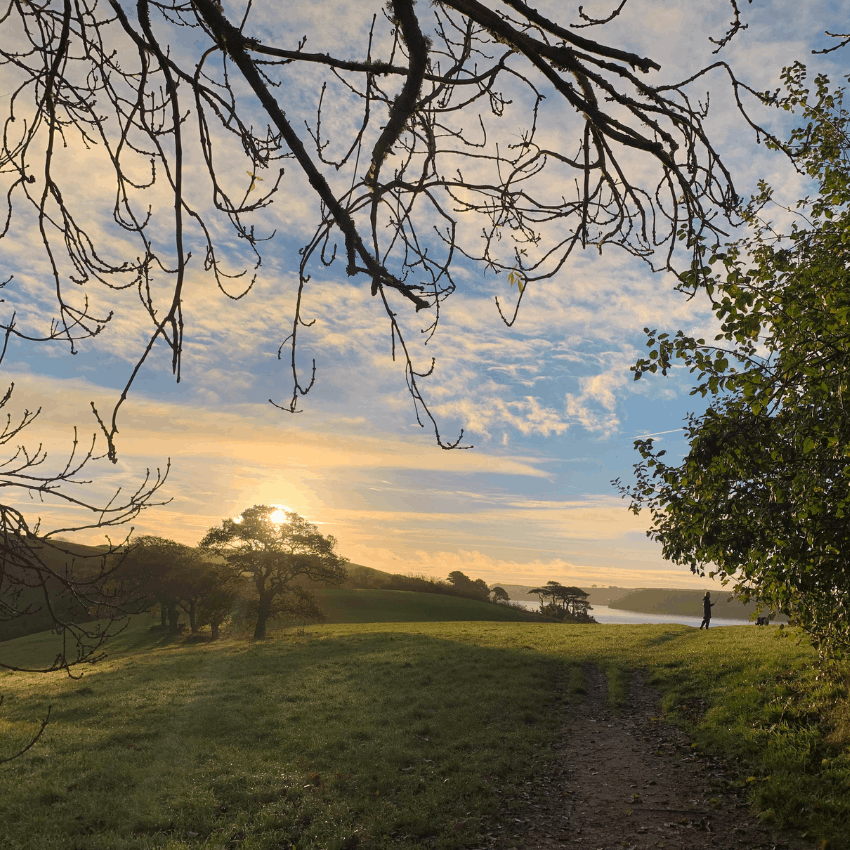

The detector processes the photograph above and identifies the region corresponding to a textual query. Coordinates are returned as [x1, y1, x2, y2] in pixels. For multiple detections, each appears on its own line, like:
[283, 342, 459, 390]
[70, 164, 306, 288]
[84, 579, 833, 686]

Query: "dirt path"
[479, 666, 811, 850]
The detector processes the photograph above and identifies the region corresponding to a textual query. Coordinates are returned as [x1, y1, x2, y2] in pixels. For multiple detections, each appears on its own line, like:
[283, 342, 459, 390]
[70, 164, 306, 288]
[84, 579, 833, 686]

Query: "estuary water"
[512, 599, 750, 628]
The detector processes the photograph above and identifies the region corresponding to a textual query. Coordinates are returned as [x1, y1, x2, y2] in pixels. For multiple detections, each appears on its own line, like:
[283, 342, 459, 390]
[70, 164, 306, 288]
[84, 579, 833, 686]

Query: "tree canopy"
[199, 506, 348, 639]
[446, 570, 490, 601]
[118, 535, 237, 636]
[491, 585, 510, 604]
[528, 580, 593, 621]
[618, 66, 850, 657]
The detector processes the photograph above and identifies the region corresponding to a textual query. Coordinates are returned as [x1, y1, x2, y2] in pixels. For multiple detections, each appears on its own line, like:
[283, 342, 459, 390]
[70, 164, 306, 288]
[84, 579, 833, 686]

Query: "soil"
[478, 665, 812, 850]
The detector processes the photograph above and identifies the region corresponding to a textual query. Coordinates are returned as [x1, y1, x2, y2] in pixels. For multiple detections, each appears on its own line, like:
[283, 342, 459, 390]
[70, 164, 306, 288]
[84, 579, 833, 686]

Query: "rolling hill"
[308, 587, 545, 624]
[0, 540, 116, 642]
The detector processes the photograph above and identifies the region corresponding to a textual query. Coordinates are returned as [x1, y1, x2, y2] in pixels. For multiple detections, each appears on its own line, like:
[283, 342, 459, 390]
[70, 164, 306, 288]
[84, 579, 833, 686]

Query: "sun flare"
[269, 508, 289, 524]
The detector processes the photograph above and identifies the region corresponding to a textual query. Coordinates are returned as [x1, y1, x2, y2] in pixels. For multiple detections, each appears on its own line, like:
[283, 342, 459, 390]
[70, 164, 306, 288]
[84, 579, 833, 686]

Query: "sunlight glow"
[269, 508, 289, 524]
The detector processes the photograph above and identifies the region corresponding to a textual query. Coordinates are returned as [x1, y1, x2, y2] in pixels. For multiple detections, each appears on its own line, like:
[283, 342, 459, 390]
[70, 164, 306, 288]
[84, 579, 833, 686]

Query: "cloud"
[342, 546, 717, 591]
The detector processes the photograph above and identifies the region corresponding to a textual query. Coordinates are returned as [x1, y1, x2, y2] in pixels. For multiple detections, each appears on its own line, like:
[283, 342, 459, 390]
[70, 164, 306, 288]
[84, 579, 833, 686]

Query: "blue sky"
[1, 0, 847, 588]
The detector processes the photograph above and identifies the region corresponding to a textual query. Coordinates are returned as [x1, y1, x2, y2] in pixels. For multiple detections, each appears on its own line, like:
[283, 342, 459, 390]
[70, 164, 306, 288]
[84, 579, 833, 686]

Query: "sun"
[269, 507, 289, 524]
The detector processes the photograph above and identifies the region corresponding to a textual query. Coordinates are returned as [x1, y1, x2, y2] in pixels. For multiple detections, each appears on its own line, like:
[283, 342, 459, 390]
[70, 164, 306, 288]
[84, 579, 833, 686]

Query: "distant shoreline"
[497, 584, 788, 623]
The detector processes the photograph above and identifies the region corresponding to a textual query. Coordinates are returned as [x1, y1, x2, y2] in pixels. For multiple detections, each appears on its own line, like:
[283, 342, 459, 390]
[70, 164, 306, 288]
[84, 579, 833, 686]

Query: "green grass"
[1, 618, 849, 849]
[309, 588, 544, 624]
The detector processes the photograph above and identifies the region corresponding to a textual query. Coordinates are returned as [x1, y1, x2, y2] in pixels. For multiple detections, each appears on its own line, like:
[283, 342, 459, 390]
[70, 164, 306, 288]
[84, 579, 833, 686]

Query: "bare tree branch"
[0, 0, 774, 452]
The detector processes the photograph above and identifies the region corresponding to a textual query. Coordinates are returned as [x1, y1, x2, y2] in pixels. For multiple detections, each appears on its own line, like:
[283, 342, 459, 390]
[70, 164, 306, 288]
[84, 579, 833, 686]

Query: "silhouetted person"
[699, 591, 715, 629]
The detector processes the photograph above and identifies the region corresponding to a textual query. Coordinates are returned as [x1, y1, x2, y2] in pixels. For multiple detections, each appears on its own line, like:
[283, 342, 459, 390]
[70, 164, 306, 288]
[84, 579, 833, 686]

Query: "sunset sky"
[2, 0, 847, 589]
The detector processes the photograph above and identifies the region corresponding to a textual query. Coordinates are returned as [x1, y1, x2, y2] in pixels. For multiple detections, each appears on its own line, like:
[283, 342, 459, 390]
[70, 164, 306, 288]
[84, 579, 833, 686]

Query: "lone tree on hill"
[200, 506, 348, 639]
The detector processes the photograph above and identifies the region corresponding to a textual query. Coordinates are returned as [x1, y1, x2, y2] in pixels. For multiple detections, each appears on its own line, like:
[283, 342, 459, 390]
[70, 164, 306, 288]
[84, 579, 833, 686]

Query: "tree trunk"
[160, 603, 168, 627]
[210, 620, 220, 640]
[253, 597, 271, 639]
[188, 600, 197, 634]
[168, 601, 180, 633]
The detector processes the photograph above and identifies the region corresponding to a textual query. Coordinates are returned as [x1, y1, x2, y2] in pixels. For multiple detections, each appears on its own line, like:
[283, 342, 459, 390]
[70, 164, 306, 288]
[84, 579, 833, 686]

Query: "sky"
[1, 0, 848, 590]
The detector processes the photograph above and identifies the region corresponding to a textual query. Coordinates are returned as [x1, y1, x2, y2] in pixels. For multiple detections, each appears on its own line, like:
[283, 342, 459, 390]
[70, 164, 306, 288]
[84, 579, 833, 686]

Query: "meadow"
[296, 588, 545, 624]
[1, 595, 849, 849]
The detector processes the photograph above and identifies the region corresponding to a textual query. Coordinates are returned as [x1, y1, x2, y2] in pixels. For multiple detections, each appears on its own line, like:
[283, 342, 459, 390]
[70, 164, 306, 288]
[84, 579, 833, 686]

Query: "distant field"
[310, 587, 544, 624]
[1, 612, 848, 849]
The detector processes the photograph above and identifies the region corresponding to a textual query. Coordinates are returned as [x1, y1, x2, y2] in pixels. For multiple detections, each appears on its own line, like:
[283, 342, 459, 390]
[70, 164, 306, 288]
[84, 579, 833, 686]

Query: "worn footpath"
[478, 665, 811, 850]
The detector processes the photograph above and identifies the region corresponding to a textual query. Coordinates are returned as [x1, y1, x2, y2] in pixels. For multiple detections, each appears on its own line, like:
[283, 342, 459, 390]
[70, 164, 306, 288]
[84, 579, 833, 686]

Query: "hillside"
[303, 587, 545, 624]
[2, 557, 542, 644]
[606, 587, 786, 622]
[0, 540, 117, 642]
[341, 562, 398, 587]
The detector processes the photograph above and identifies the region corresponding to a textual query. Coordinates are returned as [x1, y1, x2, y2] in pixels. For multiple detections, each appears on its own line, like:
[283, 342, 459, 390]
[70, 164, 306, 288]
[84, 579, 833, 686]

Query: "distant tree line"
[345, 567, 598, 622]
[17, 517, 603, 647]
[7, 525, 526, 647]
[345, 567, 512, 606]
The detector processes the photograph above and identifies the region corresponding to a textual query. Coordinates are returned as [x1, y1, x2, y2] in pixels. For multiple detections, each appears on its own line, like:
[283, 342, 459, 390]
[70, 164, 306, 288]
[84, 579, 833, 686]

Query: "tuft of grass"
[566, 663, 586, 700]
[603, 663, 628, 713]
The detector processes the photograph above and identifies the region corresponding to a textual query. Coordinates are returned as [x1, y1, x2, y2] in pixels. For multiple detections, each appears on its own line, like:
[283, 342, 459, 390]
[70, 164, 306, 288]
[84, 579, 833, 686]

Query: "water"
[511, 599, 750, 628]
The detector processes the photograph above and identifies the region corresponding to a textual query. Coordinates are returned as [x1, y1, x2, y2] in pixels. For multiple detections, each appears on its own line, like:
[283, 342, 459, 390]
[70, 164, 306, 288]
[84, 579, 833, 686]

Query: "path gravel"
[478, 665, 811, 850]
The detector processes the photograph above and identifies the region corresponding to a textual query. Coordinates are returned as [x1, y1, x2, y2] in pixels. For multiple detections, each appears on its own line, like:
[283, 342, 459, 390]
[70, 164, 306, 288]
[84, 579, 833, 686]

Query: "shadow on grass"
[0, 624, 571, 850]
[3, 620, 845, 850]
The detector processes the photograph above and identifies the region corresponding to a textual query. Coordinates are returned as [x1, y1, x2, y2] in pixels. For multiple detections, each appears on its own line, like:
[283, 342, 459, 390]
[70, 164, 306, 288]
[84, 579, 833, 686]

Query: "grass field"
[308, 588, 544, 624]
[1, 608, 849, 849]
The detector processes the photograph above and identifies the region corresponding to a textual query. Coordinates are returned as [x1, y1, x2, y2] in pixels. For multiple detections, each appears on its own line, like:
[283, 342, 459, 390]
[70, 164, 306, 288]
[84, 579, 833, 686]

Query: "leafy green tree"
[560, 586, 592, 620]
[471, 578, 491, 601]
[491, 586, 510, 604]
[174, 555, 238, 636]
[528, 584, 549, 610]
[199, 506, 348, 640]
[194, 563, 240, 640]
[528, 581, 594, 621]
[528, 581, 568, 612]
[118, 536, 237, 636]
[446, 571, 490, 601]
[119, 535, 192, 633]
[618, 67, 850, 657]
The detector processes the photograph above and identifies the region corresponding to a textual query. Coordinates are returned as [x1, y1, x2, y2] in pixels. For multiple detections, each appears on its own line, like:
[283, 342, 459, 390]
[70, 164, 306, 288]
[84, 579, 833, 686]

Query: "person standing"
[699, 591, 715, 629]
